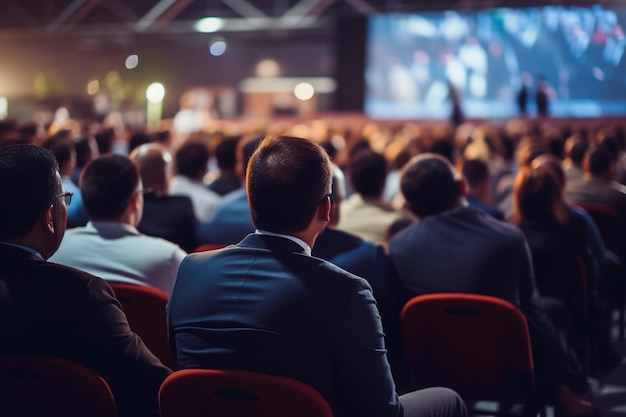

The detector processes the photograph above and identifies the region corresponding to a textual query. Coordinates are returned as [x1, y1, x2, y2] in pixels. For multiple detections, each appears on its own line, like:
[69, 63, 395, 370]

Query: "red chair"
[109, 282, 178, 370]
[159, 369, 334, 417]
[0, 356, 118, 417]
[193, 243, 228, 253]
[401, 293, 537, 416]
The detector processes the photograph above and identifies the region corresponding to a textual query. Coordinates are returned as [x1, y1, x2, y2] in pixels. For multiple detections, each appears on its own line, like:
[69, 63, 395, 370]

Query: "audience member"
[50, 154, 186, 294]
[206, 135, 242, 196]
[461, 158, 504, 219]
[42, 135, 89, 228]
[314, 165, 392, 300]
[513, 164, 596, 337]
[71, 135, 99, 185]
[338, 149, 410, 246]
[168, 135, 467, 417]
[0, 145, 171, 417]
[562, 135, 588, 186]
[94, 128, 115, 155]
[565, 146, 626, 236]
[389, 153, 596, 415]
[128, 131, 152, 155]
[130, 143, 197, 252]
[170, 140, 220, 222]
[196, 134, 263, 245]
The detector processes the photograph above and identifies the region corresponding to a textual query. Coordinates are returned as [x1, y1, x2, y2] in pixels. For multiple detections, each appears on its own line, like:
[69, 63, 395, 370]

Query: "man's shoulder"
[24, 258, 103, 288]
[183, 243, 368, 288]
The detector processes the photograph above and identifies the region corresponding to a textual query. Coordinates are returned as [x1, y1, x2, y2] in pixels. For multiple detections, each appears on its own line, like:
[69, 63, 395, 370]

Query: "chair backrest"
[193, 243, 228, 252]
[159, 369, 334, 417]
[573, 202, 625, 258]
[109, 282, 178, 370]
[401, 293, 535, 403]
[0, 356, 118, 417]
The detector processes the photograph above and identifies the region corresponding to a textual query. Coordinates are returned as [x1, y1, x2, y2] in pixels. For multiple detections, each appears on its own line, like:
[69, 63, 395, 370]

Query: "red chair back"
[0, 356, 118, 417]
[193, 243, 228, 252]
[109, 282, 178, 370]
[159, 369, 334, 417]
[401, 293, 535, 405]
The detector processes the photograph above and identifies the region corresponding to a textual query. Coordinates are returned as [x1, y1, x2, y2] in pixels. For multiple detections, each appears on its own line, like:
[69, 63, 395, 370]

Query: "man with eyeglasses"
[0, 145, 172, 417]
[50, 153, 187, 294]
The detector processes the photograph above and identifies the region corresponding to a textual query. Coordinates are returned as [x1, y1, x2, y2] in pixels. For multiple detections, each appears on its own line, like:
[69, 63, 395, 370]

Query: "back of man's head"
[247, 135, 332, 234]
[401, 153, 461, 218]
[74, 136, 98, 169]
[42, 136, 75, 175]
[565, 136, 588, 167]
[349, 149, 388, 199]
[215, 136, 241, 171]
[585, 146, 613, 177]
[461, 159, 489, 190]
[81, 154, 140, 221]
[175, 141, 209, 180]
[0, 145, 59, 240]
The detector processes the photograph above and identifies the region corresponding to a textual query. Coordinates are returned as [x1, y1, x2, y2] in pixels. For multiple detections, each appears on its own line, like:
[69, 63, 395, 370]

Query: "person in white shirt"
[50, 154, 186, 294]
[170, 140, 220, 222]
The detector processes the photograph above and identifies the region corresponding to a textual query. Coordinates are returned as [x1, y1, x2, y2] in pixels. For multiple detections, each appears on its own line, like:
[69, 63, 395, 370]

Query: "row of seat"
[0, 293, 539, 417]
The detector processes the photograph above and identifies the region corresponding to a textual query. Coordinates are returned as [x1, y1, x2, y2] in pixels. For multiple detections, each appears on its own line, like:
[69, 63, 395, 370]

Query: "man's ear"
[42, 205, 55, 234]
[317, 195, 331, 223]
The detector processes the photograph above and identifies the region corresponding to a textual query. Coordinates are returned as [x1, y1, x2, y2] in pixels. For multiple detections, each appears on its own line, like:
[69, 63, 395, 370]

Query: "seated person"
[130, 143, 197, 252]
[206, 135, 242, 196]
[42, 135, 89, 228]
[389, 154, 596, 416]
[50, 154, 186, 294]
[196, 134, 263, 246]
[170, 140, 220, 222]
[168, 135, 467, 417]
[337, 149, 409, 247]
[0, 145, 171, 417]
[461, 158, 504, 220]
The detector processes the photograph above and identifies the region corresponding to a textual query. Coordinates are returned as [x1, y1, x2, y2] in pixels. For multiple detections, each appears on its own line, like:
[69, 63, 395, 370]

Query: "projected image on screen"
[365, 6, 626, 119]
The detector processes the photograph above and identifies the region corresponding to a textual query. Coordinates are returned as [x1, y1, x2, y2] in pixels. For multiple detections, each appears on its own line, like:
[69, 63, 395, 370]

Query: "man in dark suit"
[168, 136, 467, 417]
[0, 145, 171, 417]
[130, 143, 197, 252]
[388, 153, 595, 416]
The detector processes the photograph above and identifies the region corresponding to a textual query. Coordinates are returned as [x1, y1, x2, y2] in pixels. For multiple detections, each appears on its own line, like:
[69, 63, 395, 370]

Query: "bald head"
[129, 143, 173, 194]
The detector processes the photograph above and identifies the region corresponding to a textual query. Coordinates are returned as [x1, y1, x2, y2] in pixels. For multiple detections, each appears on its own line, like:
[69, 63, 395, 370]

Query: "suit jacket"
[389, 206, 536, 309]
[313, 227, 402, 359]
[168, 233, 401, 417]
[196, 188, 254, 245]
[138, 192, 197, 252]
[0, 244, 172, 417]
[313, 227, 394, 305]
[388, 207, 565, 396]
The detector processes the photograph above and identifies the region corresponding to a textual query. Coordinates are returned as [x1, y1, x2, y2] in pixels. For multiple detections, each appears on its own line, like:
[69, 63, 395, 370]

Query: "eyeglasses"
[58, 192, 73, 207]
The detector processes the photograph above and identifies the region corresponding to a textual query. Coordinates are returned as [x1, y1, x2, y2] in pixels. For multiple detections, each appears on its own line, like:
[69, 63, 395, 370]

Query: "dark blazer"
[0, 244, 172, 417]
[314, 227, 391, 298]
[388, 206, 569, 399]
[137, 192, 196, 252]
[168, 233, 402, 417]
[313, 227, 402, 359]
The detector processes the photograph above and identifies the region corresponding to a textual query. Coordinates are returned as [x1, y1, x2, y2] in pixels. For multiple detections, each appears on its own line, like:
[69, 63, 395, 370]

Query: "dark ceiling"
[0, 0, 617, 39]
